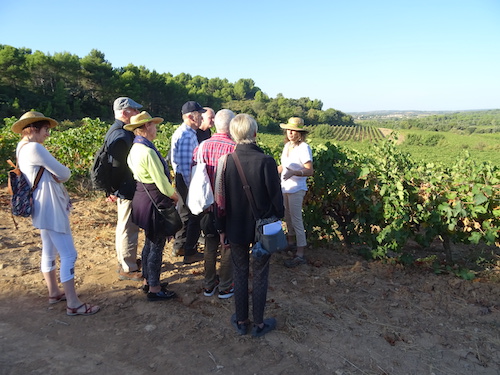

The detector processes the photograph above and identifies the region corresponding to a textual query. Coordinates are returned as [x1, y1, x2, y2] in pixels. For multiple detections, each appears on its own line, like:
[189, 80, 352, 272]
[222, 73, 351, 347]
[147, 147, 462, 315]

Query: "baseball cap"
[113, 97, 143, 111]
[181, 101, 206, 115]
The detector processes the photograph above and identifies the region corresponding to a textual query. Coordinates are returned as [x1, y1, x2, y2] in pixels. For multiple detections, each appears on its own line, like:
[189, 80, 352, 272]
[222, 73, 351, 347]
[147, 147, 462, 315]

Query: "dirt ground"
[0, 188, 499, 375]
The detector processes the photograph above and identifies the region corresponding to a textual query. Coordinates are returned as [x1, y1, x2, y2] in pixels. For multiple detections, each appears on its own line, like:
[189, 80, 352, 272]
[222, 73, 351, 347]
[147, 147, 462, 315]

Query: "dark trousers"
[174, 173, 201, 256]
[142, 231, 167, 287]
[231, 242, 271, 325]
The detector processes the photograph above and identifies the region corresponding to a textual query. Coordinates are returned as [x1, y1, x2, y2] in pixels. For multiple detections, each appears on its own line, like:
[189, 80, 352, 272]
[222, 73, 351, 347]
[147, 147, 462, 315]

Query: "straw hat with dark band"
[12, 111, 58, 134]
[124, 111, 164, 131]
[279, 117, 308, 132]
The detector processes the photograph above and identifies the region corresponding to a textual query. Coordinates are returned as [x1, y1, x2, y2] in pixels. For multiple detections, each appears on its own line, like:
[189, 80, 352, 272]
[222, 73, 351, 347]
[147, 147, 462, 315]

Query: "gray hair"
[230, 113, 258, 144]
[214, 109, 235, 134]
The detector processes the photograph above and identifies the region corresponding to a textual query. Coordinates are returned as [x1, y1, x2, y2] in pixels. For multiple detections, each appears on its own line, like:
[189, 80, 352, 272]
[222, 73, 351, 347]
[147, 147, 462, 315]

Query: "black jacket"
[105, 120, 135, 199]
[222, 143, 284, 245]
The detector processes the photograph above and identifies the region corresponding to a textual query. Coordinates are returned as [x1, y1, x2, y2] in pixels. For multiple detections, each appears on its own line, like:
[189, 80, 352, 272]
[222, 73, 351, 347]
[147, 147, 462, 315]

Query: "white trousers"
[283, 190, 307, 247]
[40, 229, 77, 283]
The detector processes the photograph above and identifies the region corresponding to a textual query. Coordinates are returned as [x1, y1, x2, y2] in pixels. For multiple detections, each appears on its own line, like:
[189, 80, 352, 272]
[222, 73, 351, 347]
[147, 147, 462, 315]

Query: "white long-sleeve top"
[280, 141, 312, 194]
[17, 140, 72, 234]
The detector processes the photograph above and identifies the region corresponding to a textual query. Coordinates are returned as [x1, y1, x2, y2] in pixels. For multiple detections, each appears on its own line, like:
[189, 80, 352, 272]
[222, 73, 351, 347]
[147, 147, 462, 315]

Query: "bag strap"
[140, 181, 162, 213]
[231, 151, 260, 220]
[31, 167, 45, 192]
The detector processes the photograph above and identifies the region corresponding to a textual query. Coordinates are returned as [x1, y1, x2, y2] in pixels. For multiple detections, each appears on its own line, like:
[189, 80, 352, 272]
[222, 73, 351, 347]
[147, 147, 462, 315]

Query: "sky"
[1, 0, 499, 113]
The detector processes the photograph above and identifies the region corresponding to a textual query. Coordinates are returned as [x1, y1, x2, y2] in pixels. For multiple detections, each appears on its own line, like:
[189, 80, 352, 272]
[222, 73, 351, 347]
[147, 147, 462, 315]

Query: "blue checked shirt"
[170, 123, 198, 186]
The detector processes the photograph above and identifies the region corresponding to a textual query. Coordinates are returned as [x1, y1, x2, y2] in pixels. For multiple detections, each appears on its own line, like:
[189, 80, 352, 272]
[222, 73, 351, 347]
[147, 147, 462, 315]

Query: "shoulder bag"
[141, 182, 182, 236]
[186, 143, 214, 215]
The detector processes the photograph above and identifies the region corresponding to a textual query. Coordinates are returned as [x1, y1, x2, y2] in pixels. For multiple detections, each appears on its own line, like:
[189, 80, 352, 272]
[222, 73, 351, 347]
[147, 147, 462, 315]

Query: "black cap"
[181, 101, 206, 115]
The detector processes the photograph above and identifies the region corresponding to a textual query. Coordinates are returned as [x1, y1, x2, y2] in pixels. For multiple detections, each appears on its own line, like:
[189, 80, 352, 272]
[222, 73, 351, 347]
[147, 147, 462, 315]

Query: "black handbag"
[157, 205, 183, 236]
[142, 182, 182, 236]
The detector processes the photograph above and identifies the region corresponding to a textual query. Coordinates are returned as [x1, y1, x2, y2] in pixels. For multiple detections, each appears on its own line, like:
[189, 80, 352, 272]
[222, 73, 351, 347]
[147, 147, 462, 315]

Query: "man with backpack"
[104, 97, 143, 281]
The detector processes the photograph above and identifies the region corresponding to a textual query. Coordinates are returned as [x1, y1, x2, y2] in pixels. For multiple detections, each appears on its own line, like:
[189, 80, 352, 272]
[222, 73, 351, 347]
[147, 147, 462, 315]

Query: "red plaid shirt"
[193, 133, 236, 189]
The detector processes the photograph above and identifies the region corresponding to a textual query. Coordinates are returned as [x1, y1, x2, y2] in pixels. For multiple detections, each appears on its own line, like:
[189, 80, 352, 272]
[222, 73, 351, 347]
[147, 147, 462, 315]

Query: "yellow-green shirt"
[127, 143, 175, 198]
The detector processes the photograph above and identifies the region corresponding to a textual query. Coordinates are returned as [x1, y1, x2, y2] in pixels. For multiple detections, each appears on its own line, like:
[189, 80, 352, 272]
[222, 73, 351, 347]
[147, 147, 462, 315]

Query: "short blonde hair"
[230, 114, 258, 144]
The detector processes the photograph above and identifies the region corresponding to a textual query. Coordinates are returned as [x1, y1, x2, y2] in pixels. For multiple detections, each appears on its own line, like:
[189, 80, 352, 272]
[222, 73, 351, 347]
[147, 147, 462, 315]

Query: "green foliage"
[302, 138, 500, 261]
[405, 133, 445, 146]
[45, 118, 109, 178]
[1, 116, 20, 181]
[0, 44, 353, 131]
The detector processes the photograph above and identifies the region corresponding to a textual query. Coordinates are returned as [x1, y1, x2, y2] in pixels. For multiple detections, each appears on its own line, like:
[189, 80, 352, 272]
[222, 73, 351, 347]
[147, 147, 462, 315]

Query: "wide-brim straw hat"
[12, 111, 58, 134]
[124, 111, 164, 131]
[279, 117, 308, 132]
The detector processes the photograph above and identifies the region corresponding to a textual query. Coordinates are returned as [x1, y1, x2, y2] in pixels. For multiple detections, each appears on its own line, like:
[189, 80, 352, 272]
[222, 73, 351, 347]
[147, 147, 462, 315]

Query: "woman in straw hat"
[277, 117, 314, 268]
[126, 112, 179, 301]
[12, 111, 100, 316]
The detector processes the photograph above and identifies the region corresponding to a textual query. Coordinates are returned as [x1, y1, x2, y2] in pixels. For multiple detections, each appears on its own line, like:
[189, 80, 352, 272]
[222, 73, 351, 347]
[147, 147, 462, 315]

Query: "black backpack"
[90, 145, 110, 192]
[90, 131, 116, 193]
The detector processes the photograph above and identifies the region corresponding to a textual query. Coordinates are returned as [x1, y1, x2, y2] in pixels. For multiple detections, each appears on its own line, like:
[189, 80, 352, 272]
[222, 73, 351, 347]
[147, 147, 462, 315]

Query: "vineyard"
[312, 124, 385, 142]
[1, 117, 499, 277]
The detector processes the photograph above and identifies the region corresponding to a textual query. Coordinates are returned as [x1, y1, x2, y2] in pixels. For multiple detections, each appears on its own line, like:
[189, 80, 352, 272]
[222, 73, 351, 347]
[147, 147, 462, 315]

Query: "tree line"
[357, 110, 500, 134]
[0, 45, 354, 132]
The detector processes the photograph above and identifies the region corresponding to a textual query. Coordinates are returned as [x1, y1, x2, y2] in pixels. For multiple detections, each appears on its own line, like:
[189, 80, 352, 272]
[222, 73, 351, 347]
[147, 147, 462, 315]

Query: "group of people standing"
[11, 97, 313, 337]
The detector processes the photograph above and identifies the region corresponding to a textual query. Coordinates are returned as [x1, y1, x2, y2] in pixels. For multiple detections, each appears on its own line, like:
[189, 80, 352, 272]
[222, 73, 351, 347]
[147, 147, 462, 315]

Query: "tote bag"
[186, 144, 214, 215]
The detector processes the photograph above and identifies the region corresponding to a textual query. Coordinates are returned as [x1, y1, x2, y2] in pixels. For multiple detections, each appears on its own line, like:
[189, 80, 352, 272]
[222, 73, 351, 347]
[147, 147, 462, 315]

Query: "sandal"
[66, 303, 100, 316]
[48, 293, 66, 304]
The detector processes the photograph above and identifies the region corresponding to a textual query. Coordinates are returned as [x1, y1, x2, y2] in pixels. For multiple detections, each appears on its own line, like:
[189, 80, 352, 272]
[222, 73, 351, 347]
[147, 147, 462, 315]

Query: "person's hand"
[51, 174, 61, 183]
[170, 192, 179, 205]
[106, 195, 118, 203]
[219, 232, 230, 249]
[283, 167, 295, 180]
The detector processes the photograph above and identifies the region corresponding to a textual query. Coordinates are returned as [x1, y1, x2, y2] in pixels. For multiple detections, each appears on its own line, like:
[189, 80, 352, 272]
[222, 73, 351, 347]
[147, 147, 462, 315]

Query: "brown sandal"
[48, 293, 66, 304]
[66, 303, 100, 316]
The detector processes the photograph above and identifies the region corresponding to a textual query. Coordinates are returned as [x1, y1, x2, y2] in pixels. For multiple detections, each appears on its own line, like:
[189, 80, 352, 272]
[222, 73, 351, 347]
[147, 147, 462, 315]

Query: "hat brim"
[12, 117, 58, 134]
[124, 117, 163, 131]
[279, 124, 308, 132]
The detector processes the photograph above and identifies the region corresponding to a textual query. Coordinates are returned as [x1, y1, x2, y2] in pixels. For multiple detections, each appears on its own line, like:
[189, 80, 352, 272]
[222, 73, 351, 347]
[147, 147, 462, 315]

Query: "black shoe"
[142, 282, 169, 294]
[252, 318, 277, 337]
[147, 290, 176, 301]
[231, 313, 250, 335]
[183, 252, 204, 264]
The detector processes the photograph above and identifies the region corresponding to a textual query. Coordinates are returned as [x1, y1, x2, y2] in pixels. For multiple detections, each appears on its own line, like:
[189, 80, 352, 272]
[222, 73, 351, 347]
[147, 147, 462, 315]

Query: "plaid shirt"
[171, 123, 198, 186]
[193, 133, 236, 189]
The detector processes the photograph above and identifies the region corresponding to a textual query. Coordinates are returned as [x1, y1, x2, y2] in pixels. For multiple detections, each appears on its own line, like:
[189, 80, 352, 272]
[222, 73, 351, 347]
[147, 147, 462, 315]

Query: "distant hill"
[351, 109, 500, 133]
[348, 109, 498, 120]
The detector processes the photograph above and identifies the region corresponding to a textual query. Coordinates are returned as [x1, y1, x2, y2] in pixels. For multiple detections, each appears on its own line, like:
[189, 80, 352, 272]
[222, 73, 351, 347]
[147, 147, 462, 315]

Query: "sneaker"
[284, 256, 306, 268]
[118, 270, 143, 281]
[183, 252, 204, 264]
[218, 286, 234, 299]
[252, 318, 277, 337]
[147, 290, 177, 301]
[204, 284, 218, 297]
[231, 313, 250, 335]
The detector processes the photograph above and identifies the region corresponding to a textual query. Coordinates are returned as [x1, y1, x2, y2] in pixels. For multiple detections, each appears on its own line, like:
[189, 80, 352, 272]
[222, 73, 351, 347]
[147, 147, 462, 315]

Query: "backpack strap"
[31, 167, 45, 191]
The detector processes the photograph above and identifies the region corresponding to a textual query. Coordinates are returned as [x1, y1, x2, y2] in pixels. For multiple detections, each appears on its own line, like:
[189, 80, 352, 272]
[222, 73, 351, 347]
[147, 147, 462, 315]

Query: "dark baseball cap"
[181, 101, 206, 115]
